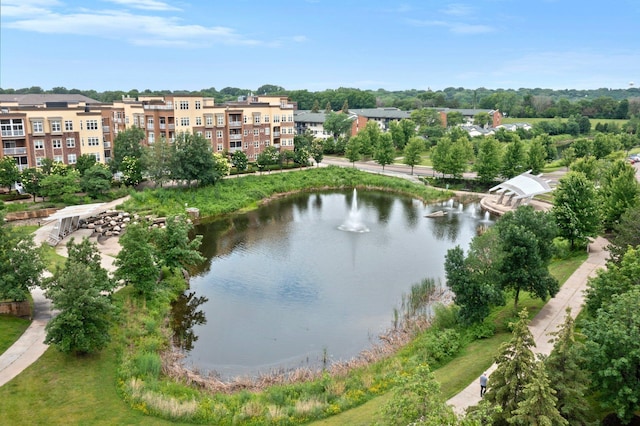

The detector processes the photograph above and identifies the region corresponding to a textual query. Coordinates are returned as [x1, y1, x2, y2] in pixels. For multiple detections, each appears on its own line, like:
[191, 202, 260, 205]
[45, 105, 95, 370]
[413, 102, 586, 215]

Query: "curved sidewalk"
[0, 198, 125, 387]
[447, 236, 610, 414]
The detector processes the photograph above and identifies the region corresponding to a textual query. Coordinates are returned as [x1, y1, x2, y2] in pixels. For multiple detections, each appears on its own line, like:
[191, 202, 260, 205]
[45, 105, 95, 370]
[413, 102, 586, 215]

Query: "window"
[264, 115, 270, 123]
[54, 156, 63, 163]
[66, 137, 75, 148]
[133, 116, 139, 126]
[254, 115, 261, 124]
[195, 116, 202, 126]
[273, 115, 280, 123]
[196, 131, 202, 137]
[91, 153, 100, 162]
[86, 120, 98, 130]
[216, 130, 223, 138]
[34, 140, 44, 150]
[217, 144, 223, 151]
[179, 100, 189, 110]
[148, 132, 155, 144]
[36, 157, 44, 167]
[67, 154, 77, 164]
[32, 120, 44, 133]
[64, 120, 73, 131]
[147, 117, 154, 127]
[205, 131, 212, 139]
[253, 129, 259, 136]
[288, 115, 293, 122]
[243, 115, 248, 124]
[264, 128, 270, 135]
[50, 120, 61, 133]
[52, 139, 62, 149]
[265, 141, 270, 146]
[244, 129, 249, 136]
[244, 143, 248, 149]
[87, 137, 100, 146]
[217, 115, 224, 125]
[180, 117, 190, 126]
[206, 116, 214, 126]
[254, 141, 259, 148]
[195, 100, 201, 110]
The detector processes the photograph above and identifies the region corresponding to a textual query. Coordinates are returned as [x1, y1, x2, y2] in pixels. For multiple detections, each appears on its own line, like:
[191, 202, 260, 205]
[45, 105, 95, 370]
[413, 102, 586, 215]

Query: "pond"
[176, 190, 492, 379]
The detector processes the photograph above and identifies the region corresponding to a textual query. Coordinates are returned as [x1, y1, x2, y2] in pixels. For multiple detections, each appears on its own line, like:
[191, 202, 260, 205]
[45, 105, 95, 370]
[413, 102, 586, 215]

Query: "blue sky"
[1, 0, 639, 92]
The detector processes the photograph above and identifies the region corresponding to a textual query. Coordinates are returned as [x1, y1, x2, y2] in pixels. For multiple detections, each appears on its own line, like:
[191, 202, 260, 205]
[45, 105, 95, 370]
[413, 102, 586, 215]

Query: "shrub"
[133, 352, 162, 379]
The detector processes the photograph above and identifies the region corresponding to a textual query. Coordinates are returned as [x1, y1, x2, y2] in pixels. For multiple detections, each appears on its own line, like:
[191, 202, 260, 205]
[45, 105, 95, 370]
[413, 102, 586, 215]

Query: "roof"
[45, 203, 107, 221]
[349, 108, 411, 120]
[0, 94, 101, 106]
[294, 110, 329, 123]
[489, 171, 554, 200]
[435, 108, 498, 116]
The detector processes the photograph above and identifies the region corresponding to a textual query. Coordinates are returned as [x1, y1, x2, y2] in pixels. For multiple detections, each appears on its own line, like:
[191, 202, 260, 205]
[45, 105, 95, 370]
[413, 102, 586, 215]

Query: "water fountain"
[338, 189, 370, 233]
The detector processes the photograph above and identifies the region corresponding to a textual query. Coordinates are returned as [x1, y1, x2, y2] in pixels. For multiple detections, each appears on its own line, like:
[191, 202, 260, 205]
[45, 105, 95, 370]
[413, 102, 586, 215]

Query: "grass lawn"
[0, 315, 30, 354]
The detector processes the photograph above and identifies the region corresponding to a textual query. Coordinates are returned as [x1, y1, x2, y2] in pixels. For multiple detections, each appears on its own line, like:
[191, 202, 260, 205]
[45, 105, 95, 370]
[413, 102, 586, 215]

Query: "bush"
[465, 321, 496, 339]
[431, 303, 460, 330]
[133, 352, 162, 379]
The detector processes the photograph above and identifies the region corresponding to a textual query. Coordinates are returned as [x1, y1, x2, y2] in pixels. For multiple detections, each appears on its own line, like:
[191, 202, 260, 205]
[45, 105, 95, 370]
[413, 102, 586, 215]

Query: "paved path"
[446, 236, 610, 414]
[0, 197, 126, 387]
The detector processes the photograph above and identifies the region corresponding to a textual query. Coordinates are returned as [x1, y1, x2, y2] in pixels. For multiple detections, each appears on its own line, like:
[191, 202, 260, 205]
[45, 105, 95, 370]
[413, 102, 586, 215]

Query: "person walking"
[479, 373, 488, 397]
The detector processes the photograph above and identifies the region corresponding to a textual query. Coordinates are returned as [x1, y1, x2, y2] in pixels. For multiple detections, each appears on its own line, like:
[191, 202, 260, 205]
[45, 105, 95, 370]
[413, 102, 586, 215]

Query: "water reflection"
[170, 291, 209, 352]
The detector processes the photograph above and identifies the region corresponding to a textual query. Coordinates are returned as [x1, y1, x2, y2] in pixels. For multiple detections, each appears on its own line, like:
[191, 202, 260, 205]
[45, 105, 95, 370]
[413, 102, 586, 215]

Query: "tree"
[81, 163, 112, 198]
[311, 99, 320, 113]
[323, 112, 353, 141]
[324, 101, 332, 113]
[561, 146, 576, 169]
[474, 137, 503, 184]
[380, 364, 459, 426]
[231, 150, 248, 172]
[583, 288, 640, 424]
[341, 99, 349, 113]
[115, 221, 159, 298]
[344, 135, 362, 166]
[608, 203, 640, 264]
[0, 212, 44, 301]
[389, 119, 416, 150]
[403, 136, 424, 175]
[20, 167, 43, 202]
[484, 309, 537, 426]
[445, 246, 491, 325]
[143, 136, 172, 187]
[501, 137, 526, 178]
[43, 238, 115, 354]
[256, 145, 280, 170]
[431, 135, 474, 179]
[544, 309, 592, 426]
[39, 169, 81, 201]
[120, 156, 142, 187]
[527, 138, 547, 174]
[598, 159, 640, 230]
[551, 172, 601, 250]
[473, 112, 491, 128]
[446, 111, 464, 127]
[112, 127, 145, 173]
[74, 154, 97, 177]
[494, 206, 558, 309]
[359, 121, 381, 158]
[508, 361, 568, 426]
[374, 132, 395, 170]
[310, 138, 324, 166]
[171, 132, 217, 187]
[152, 215, 204, 271]
[0, 156, 19, 192]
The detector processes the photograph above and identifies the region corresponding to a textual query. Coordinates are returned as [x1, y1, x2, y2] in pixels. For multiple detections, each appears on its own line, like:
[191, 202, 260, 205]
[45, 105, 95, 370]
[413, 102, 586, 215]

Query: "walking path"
[446, 236, 610, 414]
[0, 197, 126, 387]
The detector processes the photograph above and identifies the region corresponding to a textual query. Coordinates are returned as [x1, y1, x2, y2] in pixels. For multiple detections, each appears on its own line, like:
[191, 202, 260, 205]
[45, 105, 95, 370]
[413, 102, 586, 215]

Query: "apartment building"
[0, 93, 296, 170]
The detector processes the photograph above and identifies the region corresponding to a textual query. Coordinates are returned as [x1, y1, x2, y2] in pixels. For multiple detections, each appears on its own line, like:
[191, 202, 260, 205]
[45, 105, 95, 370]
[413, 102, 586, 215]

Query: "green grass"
[0, 314, 30, 354]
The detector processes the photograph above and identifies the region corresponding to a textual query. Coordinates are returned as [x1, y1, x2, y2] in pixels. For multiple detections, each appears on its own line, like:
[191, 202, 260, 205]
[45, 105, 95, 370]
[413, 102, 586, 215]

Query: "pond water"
[178, 190, 491, 379]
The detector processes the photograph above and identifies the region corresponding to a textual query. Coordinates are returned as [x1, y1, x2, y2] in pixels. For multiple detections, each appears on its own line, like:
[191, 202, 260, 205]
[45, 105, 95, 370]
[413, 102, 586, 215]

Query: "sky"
[1, 0, 639, 93]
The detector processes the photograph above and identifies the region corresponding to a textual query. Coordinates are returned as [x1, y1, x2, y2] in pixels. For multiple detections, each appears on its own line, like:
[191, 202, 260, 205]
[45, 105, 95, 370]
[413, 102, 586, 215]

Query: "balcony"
[143, 104, 173, 110]
[2, 147, 27, 155]
[273, 131, 280, 137]
[168, 124, 175, 130]
[102, 126, 110, 133]
[229, 121, 241, 127]
[104, 142, 111, 148]
[1, 130, 25, 137]
[147, 124, 154, 130]
[159, 124, 166, 130]
[229, 134, 242, 140]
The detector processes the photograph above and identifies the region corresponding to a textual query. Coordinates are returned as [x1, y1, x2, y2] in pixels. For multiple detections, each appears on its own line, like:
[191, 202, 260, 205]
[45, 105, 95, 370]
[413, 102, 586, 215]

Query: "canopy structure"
[44, 203, 106, 246]
[488, 171, 554, 208]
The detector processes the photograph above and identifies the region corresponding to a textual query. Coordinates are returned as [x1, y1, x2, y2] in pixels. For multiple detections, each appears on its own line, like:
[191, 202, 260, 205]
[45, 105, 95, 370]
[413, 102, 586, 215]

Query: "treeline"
[3, 85, 640, 119]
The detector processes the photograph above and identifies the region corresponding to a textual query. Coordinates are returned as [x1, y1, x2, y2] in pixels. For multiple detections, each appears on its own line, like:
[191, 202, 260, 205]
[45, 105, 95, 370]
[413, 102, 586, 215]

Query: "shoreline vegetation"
[0, 166, 588, 425]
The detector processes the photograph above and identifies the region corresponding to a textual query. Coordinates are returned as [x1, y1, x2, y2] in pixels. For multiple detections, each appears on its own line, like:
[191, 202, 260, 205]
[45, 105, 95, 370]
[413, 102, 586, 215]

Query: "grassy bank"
[121, 166, 452, 218]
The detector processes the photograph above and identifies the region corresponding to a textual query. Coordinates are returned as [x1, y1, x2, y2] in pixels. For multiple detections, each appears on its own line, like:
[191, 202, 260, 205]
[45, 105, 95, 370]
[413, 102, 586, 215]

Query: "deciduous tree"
[115, 221, 159, 298]
[474, 137, 503, 184]
[374, 133, 395, 170]
[152, 215, 204, 272]
[598, 159, 640, 230]
[403, 136, 424, 175]
[0, 156, 19, 192]
[81, 163, 112, 198]
[112, 127, 145, 173]
[143, 136, 172, 187]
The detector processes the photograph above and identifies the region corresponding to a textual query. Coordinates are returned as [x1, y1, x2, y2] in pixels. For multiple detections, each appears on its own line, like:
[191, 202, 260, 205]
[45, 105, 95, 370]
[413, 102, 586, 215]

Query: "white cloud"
[441, 3, 474, 16]
[292, 35, 308, 43]
[1, 0, 62, 17]
[102, 0, 181, 11]
[408, 18, 495, 34]
[3, 3, 272, 48]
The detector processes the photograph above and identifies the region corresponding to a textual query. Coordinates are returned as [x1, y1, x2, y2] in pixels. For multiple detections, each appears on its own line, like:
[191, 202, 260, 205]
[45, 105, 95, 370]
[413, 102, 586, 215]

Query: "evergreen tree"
[544, 308, 592, 426]
[484, 309, 537, 426]
[509, 361, 568, 426]
[311, 99, 320, 112]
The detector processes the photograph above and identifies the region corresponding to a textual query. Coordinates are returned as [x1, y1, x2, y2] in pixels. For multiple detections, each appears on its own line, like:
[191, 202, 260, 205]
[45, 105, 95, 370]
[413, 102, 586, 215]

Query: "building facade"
[0, 94, 296, 170]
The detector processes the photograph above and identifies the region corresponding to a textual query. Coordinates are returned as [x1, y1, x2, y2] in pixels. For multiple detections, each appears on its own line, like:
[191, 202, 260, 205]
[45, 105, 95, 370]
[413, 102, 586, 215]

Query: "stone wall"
[0, 300, 31, 318]
[4, 208, 58, 222]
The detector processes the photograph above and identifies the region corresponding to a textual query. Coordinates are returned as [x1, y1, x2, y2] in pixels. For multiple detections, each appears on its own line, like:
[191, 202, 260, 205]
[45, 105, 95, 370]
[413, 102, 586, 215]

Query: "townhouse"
[0, 93, 296, 170]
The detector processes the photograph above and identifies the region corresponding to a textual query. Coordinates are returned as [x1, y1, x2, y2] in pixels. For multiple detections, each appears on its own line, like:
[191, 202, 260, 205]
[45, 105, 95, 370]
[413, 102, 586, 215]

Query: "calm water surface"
[181, 190, 490, 379]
